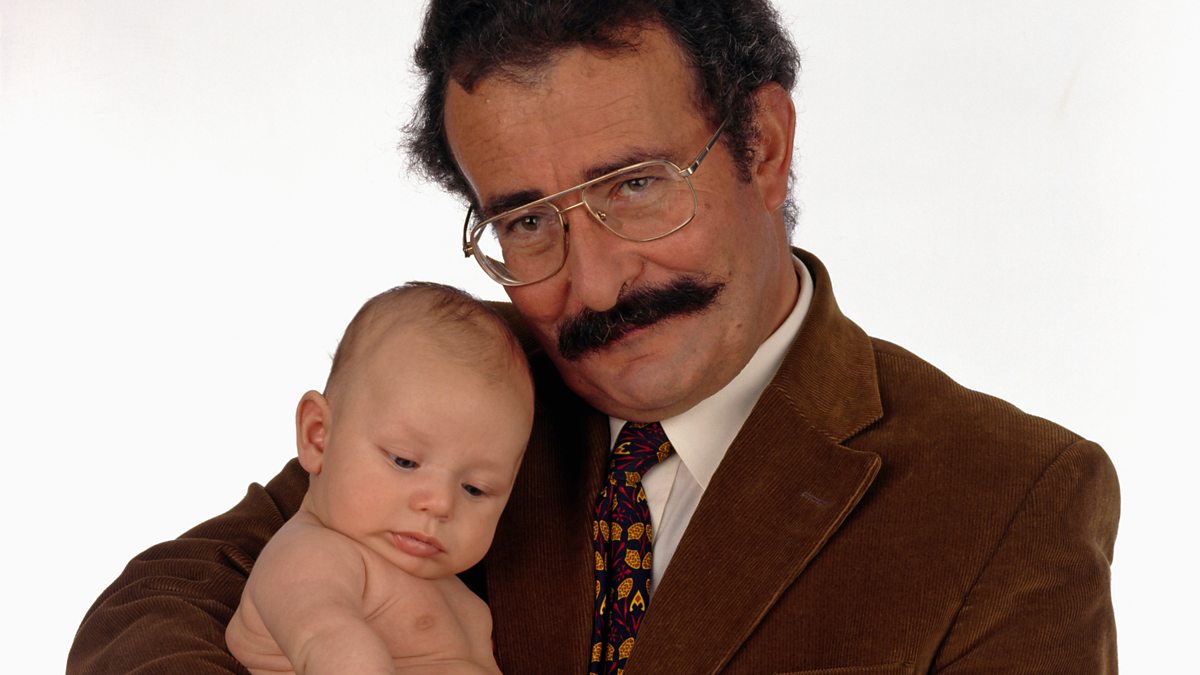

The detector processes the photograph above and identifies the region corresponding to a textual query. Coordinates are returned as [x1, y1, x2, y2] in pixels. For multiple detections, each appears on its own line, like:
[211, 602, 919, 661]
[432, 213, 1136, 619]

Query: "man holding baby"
[70, 1, 1119, 673]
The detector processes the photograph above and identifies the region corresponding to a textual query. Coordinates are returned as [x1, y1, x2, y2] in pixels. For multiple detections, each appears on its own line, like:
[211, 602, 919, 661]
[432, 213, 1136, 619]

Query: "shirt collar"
[610, 256, 814, 488]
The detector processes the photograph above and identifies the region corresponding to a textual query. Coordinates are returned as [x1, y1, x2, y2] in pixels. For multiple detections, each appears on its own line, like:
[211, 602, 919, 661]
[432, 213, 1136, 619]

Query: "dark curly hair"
[404, 0, 800, 220]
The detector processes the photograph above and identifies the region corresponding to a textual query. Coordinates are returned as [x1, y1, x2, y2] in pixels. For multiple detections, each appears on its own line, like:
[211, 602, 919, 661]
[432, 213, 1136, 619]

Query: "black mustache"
[556, 277, 724, 361]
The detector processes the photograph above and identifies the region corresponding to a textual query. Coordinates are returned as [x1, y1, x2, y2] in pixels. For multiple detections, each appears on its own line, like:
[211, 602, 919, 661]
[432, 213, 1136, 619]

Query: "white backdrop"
[1, 1, 1196, 670]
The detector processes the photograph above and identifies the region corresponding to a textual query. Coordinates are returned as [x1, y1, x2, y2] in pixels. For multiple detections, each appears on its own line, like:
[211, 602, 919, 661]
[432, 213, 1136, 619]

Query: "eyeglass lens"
[476, 162, 694, 283]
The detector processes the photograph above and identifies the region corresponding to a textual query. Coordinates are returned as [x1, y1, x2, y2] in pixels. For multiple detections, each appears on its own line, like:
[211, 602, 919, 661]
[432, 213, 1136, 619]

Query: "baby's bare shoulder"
[230, 514, 372, 672]
[255, 513, 364, 579]
[242, 512, 371, 620]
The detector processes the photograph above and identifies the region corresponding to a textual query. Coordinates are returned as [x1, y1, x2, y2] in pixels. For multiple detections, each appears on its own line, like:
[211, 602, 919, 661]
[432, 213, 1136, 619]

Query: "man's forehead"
[442, 27, 704, 210]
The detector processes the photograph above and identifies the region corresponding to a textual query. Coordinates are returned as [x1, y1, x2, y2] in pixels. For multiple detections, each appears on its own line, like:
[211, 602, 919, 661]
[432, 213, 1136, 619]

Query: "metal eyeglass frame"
[461, 119, 728, 287]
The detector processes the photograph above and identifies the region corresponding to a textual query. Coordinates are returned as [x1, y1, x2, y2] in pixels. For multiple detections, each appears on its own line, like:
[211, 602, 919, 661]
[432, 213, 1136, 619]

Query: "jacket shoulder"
[68, 460, 308, 674]
[866, 337, 1088, 464]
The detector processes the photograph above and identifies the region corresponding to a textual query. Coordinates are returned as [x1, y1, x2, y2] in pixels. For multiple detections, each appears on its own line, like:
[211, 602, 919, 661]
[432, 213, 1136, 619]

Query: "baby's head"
[295, 282, 533, 579]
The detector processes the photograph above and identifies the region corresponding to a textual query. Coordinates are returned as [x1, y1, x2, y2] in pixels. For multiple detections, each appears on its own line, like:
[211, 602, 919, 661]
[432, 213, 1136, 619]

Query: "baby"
[226, 282, 534, 675]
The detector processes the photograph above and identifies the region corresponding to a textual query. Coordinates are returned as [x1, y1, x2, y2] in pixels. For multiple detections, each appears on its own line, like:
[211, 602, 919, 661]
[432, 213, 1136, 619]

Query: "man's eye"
[388, 454, 418, 471]
[502, 213, 543, 235]
[462, 484, 485, 497]
[617, 175, 656, 196]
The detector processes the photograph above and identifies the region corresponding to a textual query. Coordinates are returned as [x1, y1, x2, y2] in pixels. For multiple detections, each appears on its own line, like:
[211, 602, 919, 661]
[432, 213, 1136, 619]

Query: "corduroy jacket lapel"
[625, 250, 885, 673]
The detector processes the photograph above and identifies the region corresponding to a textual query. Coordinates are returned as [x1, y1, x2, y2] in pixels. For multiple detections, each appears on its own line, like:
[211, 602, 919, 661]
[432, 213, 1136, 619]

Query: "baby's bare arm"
[233, 520, 395, 675]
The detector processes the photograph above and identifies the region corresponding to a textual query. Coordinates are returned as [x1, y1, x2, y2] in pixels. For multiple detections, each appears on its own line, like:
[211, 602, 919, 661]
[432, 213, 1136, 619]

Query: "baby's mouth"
[391, 531, 444, 557]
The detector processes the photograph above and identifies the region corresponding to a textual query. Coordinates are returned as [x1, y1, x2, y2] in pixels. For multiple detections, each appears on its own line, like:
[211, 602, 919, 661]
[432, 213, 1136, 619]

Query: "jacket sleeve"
[934, 439, 1120, 674]
[67, 459, 308, 675]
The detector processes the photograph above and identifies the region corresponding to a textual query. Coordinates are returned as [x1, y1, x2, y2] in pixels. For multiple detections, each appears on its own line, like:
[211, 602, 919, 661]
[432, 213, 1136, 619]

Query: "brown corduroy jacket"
[69, 250, 1119, 674]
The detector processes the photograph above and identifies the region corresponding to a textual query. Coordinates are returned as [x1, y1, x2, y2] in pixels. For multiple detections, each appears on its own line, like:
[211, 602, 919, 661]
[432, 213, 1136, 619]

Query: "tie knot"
[611, 421, 673, 474]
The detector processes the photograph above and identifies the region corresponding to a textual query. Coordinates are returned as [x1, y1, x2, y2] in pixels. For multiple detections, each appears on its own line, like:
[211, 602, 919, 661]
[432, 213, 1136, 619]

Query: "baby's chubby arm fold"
[234, 521, 396, 675]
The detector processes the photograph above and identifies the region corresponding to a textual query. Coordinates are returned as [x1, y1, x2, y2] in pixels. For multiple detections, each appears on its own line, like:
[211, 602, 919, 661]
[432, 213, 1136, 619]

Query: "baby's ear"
[295, 390, 331, 475]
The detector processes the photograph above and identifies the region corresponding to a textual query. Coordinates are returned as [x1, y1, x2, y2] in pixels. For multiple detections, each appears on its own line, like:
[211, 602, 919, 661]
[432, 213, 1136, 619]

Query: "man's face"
[444, 25, 798, 422]
[302, 333, 532, 579]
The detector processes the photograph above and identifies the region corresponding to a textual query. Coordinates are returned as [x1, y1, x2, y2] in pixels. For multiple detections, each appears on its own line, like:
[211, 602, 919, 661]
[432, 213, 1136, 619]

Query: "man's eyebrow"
[479, 146, 674, 218]
[482, 190, 545, 219]
[582, 147, 671, 181]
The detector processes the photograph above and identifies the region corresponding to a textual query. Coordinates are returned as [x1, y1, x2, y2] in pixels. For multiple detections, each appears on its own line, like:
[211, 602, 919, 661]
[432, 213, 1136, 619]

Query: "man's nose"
[560, 203, 641, 313]
[410, 479, 454, 520]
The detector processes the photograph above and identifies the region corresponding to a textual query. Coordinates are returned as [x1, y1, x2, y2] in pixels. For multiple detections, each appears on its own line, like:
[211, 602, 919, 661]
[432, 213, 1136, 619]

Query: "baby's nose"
[410, 480, 455, 520]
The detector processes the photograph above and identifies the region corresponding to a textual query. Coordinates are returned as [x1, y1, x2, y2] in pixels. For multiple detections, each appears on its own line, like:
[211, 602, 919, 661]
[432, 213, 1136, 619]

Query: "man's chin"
[553, 330, 695, 418]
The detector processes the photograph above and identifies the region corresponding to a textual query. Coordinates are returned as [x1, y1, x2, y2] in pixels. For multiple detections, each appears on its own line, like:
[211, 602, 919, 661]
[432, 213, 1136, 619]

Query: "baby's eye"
[388, 454, 418, 471]
[462, 483, 485, 498]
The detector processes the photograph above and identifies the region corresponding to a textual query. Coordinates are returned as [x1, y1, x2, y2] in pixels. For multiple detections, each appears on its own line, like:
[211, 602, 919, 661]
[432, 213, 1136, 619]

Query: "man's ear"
[296, 390, 331, 475]
[748, 81, 796, 213]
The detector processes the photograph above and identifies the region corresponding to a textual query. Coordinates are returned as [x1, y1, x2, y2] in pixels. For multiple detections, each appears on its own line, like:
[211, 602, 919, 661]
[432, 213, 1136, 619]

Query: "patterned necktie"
[590, 421, 674, 675]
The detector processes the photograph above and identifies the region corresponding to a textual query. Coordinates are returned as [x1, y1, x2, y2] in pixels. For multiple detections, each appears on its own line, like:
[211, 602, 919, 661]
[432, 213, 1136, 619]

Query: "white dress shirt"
[608, 258, 814, 593]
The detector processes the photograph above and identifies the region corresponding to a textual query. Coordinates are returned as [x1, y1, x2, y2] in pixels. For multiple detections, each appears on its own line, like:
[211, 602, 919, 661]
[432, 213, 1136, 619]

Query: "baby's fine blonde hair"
[324, 282, 530, 400]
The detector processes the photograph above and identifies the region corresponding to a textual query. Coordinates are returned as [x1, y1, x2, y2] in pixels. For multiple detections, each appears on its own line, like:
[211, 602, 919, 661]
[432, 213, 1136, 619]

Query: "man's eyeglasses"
[461, 120, 727, 286]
